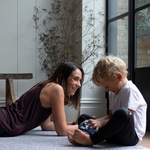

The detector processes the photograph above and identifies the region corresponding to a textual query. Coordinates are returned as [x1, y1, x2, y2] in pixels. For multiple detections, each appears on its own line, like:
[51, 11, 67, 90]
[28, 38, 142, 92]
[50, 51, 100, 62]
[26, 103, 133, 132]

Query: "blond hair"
[92, 55, 128, 86]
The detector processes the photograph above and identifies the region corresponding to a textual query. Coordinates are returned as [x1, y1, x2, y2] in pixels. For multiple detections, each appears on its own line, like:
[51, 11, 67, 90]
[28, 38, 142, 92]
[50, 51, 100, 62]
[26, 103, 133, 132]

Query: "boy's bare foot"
[67, 131, 80, 145]
[73, 129, 93, 146]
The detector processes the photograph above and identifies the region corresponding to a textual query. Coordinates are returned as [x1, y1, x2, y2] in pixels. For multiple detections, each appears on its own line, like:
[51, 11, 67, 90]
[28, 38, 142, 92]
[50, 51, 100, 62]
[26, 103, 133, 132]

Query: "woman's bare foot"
[73, 129, 93, 146]
[67, 131, 80, 145]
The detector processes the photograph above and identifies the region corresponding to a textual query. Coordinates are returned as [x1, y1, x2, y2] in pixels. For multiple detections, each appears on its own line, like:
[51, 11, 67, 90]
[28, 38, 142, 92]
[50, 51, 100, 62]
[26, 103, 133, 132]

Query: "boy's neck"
[121, 77, 128, 88]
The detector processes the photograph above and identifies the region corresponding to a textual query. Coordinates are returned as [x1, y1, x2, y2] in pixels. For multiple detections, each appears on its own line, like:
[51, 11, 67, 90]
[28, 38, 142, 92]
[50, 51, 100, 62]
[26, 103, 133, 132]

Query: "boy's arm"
[97, 110, 112, 120]
[98, 110, 112, 126]
[127, 108, 134, 114]
[88, 110, 112, 131]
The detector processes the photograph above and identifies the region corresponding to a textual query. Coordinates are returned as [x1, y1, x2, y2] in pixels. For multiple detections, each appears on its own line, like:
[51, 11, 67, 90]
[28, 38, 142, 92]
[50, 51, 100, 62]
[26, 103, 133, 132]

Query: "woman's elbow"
[56, 129, 67, 136]
[41, 125, 46, 131]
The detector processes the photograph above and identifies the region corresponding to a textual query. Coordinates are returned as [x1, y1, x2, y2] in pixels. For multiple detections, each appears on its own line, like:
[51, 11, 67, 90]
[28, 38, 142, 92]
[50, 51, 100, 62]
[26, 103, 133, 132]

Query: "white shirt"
[109, 81, 147, 140]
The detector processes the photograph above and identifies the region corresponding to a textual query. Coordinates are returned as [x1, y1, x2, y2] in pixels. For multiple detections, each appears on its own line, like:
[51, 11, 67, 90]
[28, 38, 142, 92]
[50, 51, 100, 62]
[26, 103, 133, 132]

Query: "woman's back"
[0, 82, 52, 136]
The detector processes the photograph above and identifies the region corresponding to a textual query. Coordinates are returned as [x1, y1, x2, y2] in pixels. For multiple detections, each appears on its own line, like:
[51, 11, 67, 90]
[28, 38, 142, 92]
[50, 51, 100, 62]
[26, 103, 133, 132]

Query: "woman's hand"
[87, 119, 102, 132]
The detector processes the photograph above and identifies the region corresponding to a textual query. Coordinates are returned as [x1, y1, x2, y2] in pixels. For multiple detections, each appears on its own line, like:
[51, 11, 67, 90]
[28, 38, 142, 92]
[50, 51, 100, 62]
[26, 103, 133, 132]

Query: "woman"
[0, 62, 84, 137]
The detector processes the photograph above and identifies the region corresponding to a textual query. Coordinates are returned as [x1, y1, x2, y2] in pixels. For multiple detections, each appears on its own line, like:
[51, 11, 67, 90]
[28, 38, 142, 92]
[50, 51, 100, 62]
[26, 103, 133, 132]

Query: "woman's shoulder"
[40, 82, 65, 106]
[45, 83, 64, 95]
[44, 83, 65, 105]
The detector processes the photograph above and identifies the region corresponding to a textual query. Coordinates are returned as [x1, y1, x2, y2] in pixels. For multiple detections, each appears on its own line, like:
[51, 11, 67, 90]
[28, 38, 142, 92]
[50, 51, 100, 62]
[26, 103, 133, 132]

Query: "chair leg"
[6, 78, 16, 106]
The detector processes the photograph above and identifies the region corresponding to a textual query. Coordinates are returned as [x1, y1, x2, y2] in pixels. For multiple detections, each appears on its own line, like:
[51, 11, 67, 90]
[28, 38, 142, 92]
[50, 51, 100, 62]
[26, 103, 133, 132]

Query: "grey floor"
[0, 127, 149, 150]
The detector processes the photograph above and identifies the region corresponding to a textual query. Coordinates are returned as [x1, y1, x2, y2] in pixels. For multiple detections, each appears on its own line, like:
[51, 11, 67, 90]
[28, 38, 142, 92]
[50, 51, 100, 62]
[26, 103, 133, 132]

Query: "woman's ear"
[116, 73, 123, 81]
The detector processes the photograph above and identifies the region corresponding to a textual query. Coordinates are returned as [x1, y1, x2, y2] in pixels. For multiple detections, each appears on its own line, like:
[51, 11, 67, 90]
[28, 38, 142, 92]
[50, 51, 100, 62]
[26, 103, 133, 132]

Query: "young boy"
[68, 55, 147, 146]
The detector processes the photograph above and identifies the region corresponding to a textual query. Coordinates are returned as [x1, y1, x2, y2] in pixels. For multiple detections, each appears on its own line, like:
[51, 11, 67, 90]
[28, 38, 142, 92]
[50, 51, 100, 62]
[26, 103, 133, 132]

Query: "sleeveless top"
[0, 82, 52, 136]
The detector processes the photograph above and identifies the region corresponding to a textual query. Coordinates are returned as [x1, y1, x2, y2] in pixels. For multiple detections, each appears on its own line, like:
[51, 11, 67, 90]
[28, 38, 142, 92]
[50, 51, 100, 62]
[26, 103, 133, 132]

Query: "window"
[106, 0, 150, 78]
[136, 6, 150, 68]
[106, 0, 150, 131]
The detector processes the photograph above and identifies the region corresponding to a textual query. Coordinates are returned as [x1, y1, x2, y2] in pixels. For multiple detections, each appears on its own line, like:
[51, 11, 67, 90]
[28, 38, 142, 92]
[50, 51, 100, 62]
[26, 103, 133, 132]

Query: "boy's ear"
[116, 73, 122, 81]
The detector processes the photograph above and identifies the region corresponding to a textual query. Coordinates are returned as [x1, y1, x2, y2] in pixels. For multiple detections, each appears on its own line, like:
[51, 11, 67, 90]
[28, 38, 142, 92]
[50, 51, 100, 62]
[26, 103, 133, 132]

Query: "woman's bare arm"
[41, 116, 76, 131]
[41, 84, 78, 136]
[41, 116, 55, 131]
[51, 85, 78, 135]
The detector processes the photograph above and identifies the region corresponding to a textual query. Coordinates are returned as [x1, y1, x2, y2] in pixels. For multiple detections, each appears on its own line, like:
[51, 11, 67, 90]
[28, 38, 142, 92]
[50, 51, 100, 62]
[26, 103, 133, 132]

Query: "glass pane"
[136, 0, 150, 8]
[108, 16, 128, 68]
[108, 0, 128, 19]
[136, 7, 150, 68]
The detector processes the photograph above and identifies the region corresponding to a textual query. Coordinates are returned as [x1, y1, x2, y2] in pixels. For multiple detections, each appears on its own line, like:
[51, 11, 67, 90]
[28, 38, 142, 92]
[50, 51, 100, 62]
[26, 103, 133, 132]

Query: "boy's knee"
[114, 108, 132, 121]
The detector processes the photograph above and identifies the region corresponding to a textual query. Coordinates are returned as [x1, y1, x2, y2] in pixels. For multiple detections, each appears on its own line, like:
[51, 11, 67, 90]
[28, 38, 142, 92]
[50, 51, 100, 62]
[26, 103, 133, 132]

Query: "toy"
[78, 121, 95, 135]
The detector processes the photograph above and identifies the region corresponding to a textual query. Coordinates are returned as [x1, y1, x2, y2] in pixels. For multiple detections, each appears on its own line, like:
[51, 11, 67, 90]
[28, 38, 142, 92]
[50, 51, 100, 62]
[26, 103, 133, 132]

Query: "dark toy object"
[78, 121, 95, 135]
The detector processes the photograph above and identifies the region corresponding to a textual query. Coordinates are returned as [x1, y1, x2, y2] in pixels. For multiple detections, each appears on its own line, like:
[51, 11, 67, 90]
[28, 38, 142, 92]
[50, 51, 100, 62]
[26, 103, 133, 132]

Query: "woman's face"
[67, 68, 82, 96]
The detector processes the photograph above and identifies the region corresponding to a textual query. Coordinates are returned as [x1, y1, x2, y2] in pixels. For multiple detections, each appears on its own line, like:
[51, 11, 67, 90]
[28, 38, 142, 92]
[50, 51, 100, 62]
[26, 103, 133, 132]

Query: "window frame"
[106, 0, 150, 113]
[106, 0, 150, 80]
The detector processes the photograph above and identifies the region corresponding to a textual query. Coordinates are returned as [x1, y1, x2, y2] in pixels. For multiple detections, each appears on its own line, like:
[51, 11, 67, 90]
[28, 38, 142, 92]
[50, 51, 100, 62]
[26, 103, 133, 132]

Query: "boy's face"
[98, 75, 123, 95]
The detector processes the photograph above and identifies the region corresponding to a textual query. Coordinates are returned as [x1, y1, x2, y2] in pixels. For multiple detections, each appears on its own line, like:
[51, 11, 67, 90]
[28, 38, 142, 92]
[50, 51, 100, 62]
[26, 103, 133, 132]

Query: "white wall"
[0, 0, 47, 106]
[0, 0, 106, 120]
[80, 0, 107, 118]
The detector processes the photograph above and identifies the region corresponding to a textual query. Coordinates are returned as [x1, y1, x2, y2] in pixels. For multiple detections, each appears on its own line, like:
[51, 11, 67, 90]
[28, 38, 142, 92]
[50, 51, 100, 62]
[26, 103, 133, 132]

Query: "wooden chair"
[0, 73, 33, 106]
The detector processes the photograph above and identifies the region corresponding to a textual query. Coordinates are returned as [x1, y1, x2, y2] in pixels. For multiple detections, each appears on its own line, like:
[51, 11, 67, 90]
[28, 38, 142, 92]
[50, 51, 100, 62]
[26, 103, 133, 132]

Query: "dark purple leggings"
[78, 108, 139, 146]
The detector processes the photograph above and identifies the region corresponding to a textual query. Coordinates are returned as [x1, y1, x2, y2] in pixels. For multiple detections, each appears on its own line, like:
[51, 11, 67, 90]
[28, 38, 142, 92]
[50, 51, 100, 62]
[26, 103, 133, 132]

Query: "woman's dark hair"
[39, 62, 84, 110]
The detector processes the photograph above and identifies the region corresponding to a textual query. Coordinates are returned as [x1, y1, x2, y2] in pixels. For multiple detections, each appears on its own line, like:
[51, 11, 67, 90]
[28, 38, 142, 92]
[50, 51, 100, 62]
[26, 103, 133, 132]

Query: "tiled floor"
[138, 131, 150, 148]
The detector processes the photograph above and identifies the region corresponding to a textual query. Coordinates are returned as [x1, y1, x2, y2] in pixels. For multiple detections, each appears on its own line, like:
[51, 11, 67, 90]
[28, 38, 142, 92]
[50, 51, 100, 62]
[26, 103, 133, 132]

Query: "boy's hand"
[87, 119, 102, 132]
